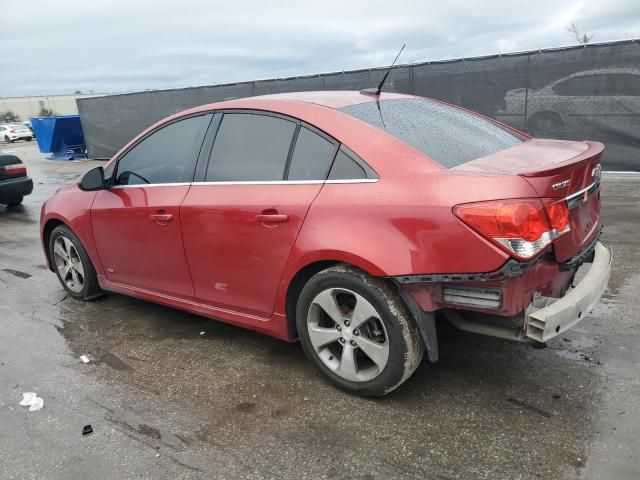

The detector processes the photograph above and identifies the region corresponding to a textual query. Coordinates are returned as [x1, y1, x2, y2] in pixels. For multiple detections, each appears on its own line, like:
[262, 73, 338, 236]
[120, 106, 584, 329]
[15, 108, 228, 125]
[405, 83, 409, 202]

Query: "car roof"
[243, 91, 416, 109]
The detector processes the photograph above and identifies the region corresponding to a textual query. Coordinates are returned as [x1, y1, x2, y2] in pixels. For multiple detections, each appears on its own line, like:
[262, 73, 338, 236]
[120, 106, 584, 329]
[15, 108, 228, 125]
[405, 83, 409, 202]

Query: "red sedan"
[40, 91, 611, 396]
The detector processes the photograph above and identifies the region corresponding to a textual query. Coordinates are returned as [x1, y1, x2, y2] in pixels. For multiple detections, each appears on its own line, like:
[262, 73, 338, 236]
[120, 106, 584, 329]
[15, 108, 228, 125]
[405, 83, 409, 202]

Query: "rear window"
[339, 98, 523, 168]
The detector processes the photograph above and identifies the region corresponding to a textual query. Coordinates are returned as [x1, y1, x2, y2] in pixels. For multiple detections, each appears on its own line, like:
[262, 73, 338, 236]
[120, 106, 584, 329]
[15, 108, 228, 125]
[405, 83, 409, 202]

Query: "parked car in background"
[0, 154, 33, 206]
[40, 91, 611, 396]
[0, 124, 34, 143]
[497, 68, 640, 137]
[22, 121, 35, 138]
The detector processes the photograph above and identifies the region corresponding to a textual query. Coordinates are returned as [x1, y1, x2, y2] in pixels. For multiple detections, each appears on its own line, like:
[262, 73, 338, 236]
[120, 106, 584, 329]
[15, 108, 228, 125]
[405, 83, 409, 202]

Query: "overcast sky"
[1, 0, 639, 97]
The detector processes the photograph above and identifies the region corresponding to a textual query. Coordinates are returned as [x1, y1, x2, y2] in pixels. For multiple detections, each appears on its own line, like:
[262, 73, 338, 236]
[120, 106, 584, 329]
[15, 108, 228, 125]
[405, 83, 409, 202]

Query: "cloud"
[0, 0, 638, 96]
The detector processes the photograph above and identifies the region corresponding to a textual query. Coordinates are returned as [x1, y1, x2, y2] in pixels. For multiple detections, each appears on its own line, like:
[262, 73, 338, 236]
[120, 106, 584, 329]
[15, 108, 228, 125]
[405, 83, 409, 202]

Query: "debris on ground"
[82, 425, 93, 436]
[80, 355, 90, 364]
[19, 392, 44, 412]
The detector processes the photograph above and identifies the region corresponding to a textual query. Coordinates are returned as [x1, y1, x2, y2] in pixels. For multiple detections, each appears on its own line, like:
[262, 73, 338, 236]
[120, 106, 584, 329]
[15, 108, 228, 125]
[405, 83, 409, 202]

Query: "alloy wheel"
[53, 236, 85, 293]
[307, 288, 389, 382]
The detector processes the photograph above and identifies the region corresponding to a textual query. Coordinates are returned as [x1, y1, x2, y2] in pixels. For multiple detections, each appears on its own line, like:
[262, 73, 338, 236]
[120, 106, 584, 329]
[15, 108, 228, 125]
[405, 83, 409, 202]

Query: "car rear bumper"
[525, 241, 611, 342]
[0, 176, 33, 203]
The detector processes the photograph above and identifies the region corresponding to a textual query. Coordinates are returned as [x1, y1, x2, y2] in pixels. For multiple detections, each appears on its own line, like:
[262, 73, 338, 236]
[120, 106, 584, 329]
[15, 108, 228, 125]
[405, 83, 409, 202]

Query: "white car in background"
[496, 68, 640, 137]
[0, 124, 34, 143]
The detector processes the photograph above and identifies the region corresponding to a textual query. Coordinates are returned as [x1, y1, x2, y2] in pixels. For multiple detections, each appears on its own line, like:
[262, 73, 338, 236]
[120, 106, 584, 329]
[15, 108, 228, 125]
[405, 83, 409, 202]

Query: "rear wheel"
[296, 265, 424, 396]
[49, 225, 102, 300]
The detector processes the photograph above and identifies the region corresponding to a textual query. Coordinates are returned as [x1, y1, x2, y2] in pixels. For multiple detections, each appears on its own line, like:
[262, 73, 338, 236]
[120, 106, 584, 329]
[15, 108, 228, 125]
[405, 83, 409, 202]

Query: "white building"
[0, 93, 106, 121]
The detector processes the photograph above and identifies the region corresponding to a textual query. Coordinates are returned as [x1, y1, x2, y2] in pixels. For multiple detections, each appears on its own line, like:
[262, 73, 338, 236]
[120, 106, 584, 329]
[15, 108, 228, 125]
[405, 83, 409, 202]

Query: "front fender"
[40, 187, 103, 276]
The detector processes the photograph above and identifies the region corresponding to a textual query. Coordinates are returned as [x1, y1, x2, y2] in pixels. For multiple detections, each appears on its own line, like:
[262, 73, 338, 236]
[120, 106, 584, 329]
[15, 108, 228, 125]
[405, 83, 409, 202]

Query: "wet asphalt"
[0, 142, 638, 480]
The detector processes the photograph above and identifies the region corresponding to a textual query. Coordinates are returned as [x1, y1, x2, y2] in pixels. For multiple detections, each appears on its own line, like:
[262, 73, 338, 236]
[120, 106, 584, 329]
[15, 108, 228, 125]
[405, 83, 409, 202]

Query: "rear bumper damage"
[395, 240, 611, 349]
[525, 242, 611, 342]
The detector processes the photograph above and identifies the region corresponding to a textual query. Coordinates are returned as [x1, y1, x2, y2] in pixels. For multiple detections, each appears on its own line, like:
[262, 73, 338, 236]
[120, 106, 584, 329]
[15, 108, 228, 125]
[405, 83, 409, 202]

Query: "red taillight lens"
[544, 199, 570, 235]
[454, 198, 571, 260]
[4, 164, 27, 176]
[454, 200, 549, 242]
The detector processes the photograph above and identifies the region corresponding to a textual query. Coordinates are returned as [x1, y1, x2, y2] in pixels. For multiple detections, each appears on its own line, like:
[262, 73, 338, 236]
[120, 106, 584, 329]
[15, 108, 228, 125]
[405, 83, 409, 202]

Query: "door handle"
[256, 213, 289, 223]
[150, 213, 174, 225]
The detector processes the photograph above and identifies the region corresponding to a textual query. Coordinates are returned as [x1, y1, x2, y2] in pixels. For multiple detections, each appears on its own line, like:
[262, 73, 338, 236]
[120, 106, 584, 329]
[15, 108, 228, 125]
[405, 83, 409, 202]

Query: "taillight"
[544, 199, 571, 236]
[454, 198, 571, 260]
[9, 129, 16, 134]
[4, 164, 27, 176]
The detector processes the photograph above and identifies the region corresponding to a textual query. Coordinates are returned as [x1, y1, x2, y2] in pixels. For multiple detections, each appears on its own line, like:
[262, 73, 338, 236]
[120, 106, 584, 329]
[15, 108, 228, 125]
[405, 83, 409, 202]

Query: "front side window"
[339, 98, 523, 168]
[287, 127, 336, 180]
[206, 113, 296, 181]
[115, 114, 211, 185]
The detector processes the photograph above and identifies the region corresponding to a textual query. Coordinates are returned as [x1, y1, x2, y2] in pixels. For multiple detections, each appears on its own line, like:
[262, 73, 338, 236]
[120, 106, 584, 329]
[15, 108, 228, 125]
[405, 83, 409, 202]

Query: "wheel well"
[43, 219, 65, 271]
[285, 260, 341, 339]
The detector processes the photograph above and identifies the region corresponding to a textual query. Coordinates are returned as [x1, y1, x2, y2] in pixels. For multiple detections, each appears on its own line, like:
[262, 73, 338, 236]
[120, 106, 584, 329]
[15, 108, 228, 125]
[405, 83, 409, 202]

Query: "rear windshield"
[339, 98, 524, 168]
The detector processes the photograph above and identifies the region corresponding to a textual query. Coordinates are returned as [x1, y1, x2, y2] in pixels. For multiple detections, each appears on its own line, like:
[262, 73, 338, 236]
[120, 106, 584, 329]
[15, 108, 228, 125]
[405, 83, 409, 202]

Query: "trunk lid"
[453, 139, 603, 262]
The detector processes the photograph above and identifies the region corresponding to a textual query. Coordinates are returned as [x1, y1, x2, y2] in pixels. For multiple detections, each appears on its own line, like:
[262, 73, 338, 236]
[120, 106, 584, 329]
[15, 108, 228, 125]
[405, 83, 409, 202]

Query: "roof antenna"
[361, 44, 406, 96]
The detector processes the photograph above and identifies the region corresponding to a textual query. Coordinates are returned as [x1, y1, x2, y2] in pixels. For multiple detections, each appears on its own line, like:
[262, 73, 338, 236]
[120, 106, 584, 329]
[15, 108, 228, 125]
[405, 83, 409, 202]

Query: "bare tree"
[567, 22, 594, 44]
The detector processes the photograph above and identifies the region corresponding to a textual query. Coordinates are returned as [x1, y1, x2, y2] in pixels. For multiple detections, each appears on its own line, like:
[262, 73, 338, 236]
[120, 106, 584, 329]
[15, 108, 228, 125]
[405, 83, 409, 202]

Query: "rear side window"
[287, 127, 336, 180]
[328, 150, 367, 180]
[206, 113, 296, 181]
[339, 98, 523, 168]
[115, 114, 211, 185]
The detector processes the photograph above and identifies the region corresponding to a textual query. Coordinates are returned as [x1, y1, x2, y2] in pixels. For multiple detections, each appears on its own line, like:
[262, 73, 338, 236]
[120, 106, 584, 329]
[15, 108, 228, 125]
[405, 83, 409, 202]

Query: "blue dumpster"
[30, 115, 88, 160]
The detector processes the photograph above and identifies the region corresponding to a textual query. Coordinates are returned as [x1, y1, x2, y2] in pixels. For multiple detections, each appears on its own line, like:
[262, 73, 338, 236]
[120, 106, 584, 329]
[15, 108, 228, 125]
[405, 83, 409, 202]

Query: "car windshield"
[339, 97, 524, 168]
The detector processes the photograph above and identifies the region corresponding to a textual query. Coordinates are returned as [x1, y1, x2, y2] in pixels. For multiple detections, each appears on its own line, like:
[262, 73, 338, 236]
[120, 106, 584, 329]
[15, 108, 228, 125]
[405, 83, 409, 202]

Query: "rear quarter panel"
[275, 171, 540, 315]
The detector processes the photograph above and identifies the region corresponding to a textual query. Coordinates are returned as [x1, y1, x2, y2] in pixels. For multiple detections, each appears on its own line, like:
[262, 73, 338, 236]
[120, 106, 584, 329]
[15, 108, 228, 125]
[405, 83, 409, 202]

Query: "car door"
[91, 113, 212, 298]
[180, 111, 338, 317]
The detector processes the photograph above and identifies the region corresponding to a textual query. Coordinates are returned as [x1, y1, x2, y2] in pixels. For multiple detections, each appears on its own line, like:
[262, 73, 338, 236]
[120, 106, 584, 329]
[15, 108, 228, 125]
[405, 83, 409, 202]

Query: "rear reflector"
[454, 198, 571, 260]
[3, 164, 27, 176]
[442, 286, 501, 309]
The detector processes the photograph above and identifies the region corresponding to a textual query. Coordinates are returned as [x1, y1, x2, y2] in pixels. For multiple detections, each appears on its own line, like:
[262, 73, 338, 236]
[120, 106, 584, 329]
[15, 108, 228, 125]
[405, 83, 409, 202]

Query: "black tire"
[26, 137, 33, 142]
[7, 196, 23, 206]
[49, 225, 102, 300]
[3, 136, 9, 143]
[296, 264, 424, 397]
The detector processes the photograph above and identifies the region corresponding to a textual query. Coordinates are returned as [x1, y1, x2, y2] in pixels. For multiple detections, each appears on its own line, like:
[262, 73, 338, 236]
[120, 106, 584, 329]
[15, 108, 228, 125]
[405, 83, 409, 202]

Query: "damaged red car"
[40, 91, 611, 396]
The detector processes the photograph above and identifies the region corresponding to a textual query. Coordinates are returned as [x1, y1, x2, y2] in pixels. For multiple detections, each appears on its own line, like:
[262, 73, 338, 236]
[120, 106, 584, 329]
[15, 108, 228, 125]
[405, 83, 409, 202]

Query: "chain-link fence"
[77, 39, 640, 171]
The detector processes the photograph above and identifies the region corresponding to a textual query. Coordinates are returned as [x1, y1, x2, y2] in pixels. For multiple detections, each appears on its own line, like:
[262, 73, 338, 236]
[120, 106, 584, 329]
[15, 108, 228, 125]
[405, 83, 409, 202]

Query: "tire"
[3, 136, 9, 143]
[296, 264, 424, 397]
[26, 137, 33, 142]
[7, 196, 23, 206]
[49, 225, 102, 300]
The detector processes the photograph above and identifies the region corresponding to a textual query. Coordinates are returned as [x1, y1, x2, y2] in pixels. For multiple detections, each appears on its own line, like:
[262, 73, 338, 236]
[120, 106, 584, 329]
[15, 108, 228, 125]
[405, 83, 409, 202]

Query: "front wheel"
[296, 265, 424, 396]
[49, 225, 102, 300]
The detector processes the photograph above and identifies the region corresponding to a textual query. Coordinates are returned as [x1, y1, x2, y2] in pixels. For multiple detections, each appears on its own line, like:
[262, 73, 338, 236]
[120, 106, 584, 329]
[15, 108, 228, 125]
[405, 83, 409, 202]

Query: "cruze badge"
[552, 179, 571, 191]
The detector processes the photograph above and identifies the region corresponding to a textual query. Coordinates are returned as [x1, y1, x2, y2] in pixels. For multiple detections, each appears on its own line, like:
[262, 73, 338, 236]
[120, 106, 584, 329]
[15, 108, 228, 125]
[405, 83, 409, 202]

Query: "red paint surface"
[40, 91, 602, 341]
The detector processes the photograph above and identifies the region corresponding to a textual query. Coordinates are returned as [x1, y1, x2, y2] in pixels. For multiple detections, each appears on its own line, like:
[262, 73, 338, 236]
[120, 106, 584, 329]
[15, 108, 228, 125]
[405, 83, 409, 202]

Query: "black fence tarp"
[77, 39, 640, 171]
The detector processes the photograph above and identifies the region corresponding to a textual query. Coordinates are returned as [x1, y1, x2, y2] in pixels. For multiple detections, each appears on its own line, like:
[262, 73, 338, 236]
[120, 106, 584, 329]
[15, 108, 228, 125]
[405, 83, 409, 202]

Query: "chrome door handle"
[150, 213, 173, 225]
[256, 214, 289, 223]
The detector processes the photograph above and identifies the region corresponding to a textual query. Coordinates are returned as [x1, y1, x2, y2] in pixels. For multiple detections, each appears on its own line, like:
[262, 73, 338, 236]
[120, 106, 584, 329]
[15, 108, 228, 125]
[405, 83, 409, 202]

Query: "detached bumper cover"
[526, 242, 611, 342]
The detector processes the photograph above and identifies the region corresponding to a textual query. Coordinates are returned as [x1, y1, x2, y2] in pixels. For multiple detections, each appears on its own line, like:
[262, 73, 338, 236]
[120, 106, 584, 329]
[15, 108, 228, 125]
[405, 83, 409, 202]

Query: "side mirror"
[79, 166, 105, 191]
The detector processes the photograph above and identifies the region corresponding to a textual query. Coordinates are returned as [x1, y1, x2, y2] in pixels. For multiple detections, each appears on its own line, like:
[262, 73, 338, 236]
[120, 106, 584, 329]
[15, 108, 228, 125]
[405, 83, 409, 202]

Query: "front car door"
[91, 113, 212, 298]
[180, 111, 338, 317]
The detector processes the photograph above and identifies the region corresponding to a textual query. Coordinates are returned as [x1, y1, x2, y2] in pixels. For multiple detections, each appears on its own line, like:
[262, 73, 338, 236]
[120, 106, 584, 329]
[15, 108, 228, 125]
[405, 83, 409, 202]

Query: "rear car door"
[91, 113, 212, 297]
[180, 112, 338, 317]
